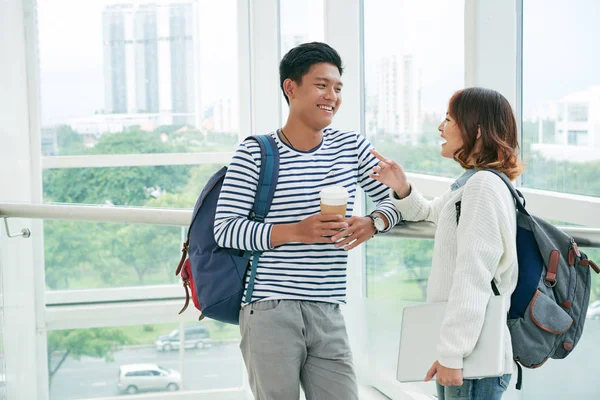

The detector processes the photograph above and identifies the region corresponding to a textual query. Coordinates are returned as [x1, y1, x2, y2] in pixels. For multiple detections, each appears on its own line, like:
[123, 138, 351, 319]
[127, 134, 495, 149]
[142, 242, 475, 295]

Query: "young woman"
[371, 87, 522, 400]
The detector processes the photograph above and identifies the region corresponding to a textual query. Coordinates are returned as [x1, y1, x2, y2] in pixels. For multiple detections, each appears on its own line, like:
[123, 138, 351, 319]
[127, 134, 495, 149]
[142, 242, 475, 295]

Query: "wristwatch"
[368, 213, 386, 234]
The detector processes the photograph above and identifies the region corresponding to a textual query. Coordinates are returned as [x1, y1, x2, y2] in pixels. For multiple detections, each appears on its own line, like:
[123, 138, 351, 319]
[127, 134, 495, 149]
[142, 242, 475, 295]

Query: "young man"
[214, 42, 401, 400]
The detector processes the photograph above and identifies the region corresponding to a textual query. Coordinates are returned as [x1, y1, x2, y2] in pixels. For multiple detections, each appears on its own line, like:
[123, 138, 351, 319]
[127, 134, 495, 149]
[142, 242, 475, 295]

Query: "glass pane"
[364, 1, 464, 393]
[43, 163, 220, 207]
[367, 237, 431, 303]
[522, 0, 600, 197]
[279, 0, 325, 125]
[364, 2, 464, 395]
[38, 0, 239, 156]
[48, 322, 243, 399]
[366, 235, 436, 396]
[364, 0, 464, 179]
[44, 221, 184, 290]
[41, 160, 221, 290]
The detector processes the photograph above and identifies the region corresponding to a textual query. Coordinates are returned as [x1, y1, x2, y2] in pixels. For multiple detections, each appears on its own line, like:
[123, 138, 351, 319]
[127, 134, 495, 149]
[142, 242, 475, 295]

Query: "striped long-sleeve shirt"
[214, 128, 402, 304]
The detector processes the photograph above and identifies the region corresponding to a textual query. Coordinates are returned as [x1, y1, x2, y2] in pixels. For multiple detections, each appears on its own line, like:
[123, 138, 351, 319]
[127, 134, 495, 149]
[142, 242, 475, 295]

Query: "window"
[37, 1, 240, 290]
[568, 104, 589, 122]
[41, 160, 220, 291]
[364, 0, 463, 177]
[363, 1, 464, 395]
[521, 0, 600, 197]
[567, 130, 589, 146]
[48, 322, 242, 399]
[364, 0, 464, 291]
[518, 2, 600, 398]
[38, 0, 239, 156]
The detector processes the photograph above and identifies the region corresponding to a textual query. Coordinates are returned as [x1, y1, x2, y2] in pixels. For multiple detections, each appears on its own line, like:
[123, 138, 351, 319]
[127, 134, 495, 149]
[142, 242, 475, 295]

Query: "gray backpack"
[456, 170, 599, 389]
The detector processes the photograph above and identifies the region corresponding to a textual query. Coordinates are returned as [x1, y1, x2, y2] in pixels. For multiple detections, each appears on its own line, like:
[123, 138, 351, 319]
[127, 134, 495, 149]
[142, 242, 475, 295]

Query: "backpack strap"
[244, 134, 280, 303]
[454, 170, 521, 294]
[515, 361, 523, 390]
[250, 134, 280, 222]
[483, 170, 528, 216]
[455, 169, 527, 222]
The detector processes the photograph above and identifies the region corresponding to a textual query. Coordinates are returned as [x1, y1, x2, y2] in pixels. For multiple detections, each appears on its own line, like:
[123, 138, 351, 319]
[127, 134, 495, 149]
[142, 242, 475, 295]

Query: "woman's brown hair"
[448, 87, 523, 180]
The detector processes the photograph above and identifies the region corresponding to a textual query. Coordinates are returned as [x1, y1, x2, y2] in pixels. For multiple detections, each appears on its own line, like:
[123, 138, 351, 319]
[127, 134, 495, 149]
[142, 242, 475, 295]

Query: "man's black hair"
[279, 42, 344, 105]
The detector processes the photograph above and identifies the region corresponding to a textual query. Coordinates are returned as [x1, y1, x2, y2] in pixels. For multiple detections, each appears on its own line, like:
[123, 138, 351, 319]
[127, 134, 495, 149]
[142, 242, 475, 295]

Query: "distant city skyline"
[373, 54, 422, 143]
[38, 0, 237, 127]
[37, 0, 600, 136]
[102, 1, 200, 127]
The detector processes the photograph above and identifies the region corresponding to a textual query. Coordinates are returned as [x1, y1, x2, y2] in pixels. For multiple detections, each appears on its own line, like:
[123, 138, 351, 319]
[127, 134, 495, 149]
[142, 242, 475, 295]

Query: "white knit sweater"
[390, 170, 518, 374]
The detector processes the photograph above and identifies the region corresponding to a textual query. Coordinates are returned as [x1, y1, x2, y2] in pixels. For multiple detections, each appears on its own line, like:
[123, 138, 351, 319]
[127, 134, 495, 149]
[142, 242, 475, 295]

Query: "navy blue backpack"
[175, 135, 279, 324]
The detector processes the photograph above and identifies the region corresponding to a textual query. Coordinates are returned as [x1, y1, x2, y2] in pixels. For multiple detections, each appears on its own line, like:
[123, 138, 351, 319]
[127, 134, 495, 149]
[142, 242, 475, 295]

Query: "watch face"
[374, 217, 385, 231]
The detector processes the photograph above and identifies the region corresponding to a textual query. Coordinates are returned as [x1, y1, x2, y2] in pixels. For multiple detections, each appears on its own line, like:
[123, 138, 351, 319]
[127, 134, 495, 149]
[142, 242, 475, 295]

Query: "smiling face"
[284, 62, 343, 131]
[438, 111, 464, 159]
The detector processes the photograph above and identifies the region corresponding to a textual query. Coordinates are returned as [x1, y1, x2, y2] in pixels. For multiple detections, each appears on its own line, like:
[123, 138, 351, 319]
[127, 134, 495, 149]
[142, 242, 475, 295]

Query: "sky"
[522, 0, 600, 117]
[36, 0, 600, 125]
[38, 0, 238, 124]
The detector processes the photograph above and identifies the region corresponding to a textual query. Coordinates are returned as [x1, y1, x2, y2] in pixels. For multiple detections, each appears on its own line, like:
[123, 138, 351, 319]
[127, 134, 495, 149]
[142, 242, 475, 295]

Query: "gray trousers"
[239, 300, 359, 400]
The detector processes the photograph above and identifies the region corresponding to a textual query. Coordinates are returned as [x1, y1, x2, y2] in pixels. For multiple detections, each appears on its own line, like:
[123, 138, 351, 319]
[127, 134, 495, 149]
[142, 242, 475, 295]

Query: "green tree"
[400, 240, 434, 300]
[56, 125, 85, 155]
[44, 164, 190, 206]
[43, 129, 192, 206]
[110, 223, 181, 284]
[183, 164, 224, 198]
[44, 220, 88, 289]
[92, 129, 186, 155]
[42, 129, 194, 290]
[47, 328, 132, 387]
[44, 220, 127, 289]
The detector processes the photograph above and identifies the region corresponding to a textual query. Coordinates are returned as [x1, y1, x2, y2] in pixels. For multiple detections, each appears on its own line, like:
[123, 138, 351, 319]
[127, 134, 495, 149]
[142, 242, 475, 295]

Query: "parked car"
[155, 324, 211, 351]
[587, 300, 600, 320]
[117, 364, 181, 395]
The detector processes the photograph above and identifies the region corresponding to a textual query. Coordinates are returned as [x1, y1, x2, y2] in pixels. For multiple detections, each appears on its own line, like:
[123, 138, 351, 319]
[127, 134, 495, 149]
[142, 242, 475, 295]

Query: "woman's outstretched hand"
[369, 149, 411, 199]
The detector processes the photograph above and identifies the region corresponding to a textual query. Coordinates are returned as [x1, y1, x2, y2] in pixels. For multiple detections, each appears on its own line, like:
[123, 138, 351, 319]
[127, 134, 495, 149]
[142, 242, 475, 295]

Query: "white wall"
[0, 0, 49, 398]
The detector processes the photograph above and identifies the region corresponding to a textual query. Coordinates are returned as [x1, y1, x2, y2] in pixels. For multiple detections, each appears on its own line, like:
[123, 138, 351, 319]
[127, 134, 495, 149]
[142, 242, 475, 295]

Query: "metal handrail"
[1, 202, 599, 248]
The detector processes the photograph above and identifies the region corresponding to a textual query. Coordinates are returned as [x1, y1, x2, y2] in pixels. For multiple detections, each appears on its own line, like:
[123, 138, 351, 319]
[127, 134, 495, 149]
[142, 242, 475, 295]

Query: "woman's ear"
[476, 126, 482, 139]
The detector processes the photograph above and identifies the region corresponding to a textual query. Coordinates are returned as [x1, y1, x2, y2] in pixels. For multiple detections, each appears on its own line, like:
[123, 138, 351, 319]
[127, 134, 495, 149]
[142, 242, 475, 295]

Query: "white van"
[117, 364, 181, 394]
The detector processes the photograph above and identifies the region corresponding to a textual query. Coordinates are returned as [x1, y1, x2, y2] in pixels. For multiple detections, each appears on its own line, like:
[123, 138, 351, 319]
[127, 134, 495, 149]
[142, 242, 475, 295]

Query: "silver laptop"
[397, 295, 506, 383]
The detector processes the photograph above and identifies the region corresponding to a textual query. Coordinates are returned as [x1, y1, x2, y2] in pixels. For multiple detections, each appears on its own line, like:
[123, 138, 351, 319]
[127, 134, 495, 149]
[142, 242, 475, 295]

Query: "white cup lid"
[320, 186, 349, 205]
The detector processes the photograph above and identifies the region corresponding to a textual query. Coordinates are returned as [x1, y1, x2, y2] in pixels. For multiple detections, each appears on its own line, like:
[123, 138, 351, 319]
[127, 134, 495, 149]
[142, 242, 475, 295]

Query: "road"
[49, 343, 244, 400]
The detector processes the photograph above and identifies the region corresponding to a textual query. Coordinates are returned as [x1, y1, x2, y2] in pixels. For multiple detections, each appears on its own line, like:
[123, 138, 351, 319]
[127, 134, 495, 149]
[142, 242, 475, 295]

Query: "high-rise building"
[375, 54, 422, 144]
[102, 1, 201, 126]
[40, 126, 59, 156]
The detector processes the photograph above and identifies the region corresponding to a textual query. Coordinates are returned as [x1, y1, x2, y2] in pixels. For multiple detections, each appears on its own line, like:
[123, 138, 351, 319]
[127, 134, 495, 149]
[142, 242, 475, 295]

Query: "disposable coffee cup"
[320, 186, 349, 216]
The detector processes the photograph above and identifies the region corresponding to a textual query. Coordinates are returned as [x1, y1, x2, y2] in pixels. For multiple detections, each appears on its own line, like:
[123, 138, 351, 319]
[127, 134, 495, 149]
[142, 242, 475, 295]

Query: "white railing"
[41, 152, 234, 169]
[1, 202, 599, 247]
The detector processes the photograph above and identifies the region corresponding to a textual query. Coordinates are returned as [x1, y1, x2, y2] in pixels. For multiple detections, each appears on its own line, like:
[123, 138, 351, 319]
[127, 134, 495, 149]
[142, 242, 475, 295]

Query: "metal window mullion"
[237, 0, 253, 142]
[248, 0, 281, 135]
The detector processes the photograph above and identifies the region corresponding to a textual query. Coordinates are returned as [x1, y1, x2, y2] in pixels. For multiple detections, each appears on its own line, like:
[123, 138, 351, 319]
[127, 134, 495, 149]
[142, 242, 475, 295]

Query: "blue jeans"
[436, 374, 511, 400]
